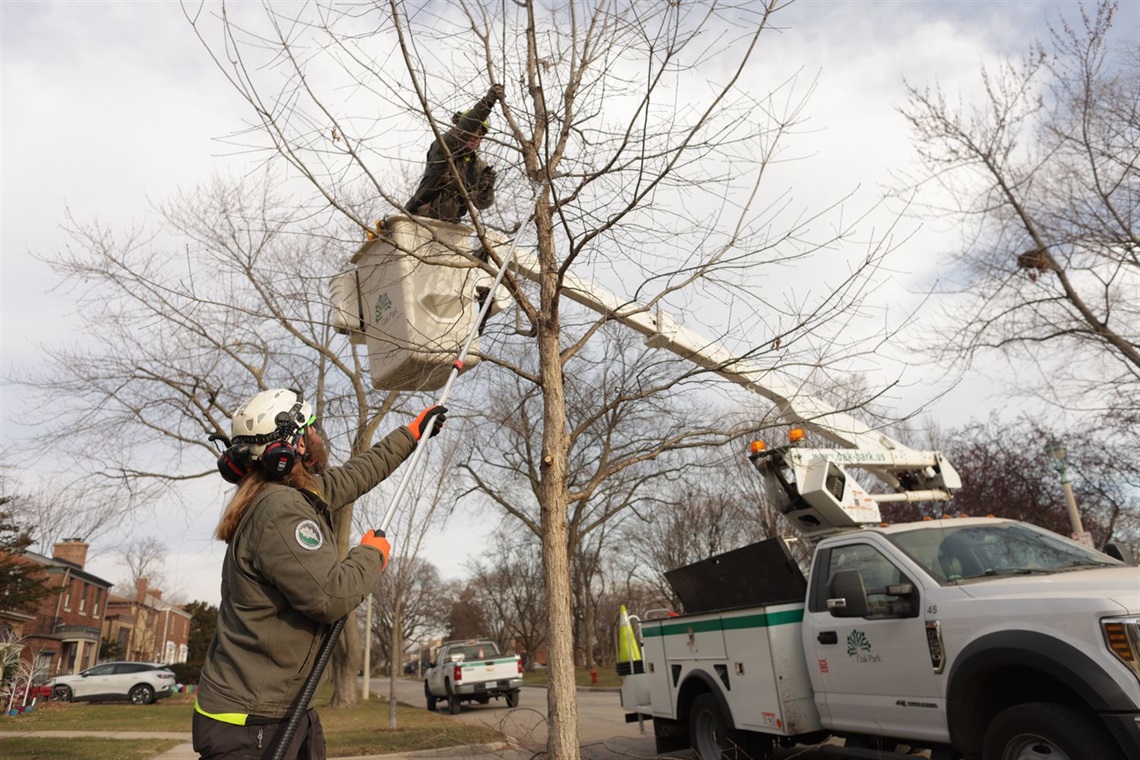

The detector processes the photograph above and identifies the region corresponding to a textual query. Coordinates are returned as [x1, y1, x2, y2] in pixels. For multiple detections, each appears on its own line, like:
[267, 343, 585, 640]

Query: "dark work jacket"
[196, 425, 416, 720]
[407, 92, 498, 222]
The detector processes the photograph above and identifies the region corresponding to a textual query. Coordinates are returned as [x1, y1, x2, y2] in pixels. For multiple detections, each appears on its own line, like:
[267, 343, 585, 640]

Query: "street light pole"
[1045, 438, 1092, 548]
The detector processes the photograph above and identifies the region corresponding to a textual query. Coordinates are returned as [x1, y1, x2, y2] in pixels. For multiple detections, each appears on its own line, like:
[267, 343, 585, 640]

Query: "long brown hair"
[215, 444, 322, 543]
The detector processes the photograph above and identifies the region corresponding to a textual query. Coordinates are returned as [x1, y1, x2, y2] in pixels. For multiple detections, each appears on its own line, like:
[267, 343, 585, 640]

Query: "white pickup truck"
[424, 639, 523, 714]
[619, 517, 1140, 760]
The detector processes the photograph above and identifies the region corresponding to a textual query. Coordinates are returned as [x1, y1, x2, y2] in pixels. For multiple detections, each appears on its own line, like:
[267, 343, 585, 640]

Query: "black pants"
[192, 709, 326, 760]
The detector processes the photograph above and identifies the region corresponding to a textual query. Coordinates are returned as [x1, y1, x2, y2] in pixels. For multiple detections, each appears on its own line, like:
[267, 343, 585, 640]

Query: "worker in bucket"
[194, 388, 446, 760]
[406, 84, 503, 223]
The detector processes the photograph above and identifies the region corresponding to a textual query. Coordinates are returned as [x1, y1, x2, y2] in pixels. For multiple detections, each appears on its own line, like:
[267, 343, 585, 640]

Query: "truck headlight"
[1102, 616, 1140, 679]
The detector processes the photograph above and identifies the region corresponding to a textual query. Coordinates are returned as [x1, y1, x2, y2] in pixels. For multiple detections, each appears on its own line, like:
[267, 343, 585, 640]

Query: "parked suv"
[47, 662, 176, 705]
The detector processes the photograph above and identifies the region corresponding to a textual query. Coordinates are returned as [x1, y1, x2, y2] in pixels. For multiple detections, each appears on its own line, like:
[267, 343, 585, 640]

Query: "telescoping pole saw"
[269, 221, 529, 760]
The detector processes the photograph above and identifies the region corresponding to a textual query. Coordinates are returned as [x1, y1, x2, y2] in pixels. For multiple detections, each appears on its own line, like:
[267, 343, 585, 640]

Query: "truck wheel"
[424, 681, 437, 712]
[445, 681, 461, 715]
[982, 702, 1124, 760]
[505, 689, 520, 708]
[689, 693, 767, 759]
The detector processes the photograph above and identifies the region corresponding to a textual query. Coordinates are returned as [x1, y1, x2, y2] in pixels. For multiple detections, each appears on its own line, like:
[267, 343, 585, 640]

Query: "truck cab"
[806, 517, 1140, 758]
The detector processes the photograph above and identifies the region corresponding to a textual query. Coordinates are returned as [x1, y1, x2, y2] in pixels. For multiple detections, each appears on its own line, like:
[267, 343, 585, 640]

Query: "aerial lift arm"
[502, 249, 960, 536]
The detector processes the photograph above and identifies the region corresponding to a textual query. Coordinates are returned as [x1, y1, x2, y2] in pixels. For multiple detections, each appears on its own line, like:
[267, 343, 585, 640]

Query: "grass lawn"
[0, 691, 504, 759]
[0, 737, 181, 760]
[522, 665, 622, 688]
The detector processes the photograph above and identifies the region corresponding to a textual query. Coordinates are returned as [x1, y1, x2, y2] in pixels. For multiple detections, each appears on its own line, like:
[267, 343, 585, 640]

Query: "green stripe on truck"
[641, 608, 804, 638]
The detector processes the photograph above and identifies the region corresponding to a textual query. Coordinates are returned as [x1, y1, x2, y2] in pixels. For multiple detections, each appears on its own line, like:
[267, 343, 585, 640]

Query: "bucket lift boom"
[498, 249, 960, 537]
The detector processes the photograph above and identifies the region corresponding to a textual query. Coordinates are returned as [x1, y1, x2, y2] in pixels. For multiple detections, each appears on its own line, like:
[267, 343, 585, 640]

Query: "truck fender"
[677, 669, 736, 730]
[946, 629, 1131, 754]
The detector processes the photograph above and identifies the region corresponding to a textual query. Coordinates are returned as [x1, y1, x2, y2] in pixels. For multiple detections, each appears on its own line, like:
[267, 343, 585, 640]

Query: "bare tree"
[183, 3, 918, 753]
[357, 426, 463, 727]
[0, 460, 132, 554]
[466, 531, 547, 670]
[17, 172, 451, 707]
[369, 557, 451, 668]
[881, 415, 1140, 552]
[900, 0, 1139, 432]
[115, 536, 169, 597]
[618, 449, 776, 609]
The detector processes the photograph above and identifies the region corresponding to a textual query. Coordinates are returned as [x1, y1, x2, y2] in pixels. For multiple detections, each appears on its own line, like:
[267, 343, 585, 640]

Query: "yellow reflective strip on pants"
[194, 697, 249, 726]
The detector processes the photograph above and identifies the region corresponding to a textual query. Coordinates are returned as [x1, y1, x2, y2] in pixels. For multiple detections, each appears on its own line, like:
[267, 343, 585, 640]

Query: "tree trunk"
[535, 199, 580, 759]
[584, 598, 595, 670]
[331, 613, 360, 709]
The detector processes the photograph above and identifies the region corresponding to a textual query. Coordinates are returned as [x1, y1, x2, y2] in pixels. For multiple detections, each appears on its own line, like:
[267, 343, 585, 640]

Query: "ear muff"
[260, 437, 299, 480]
[217, 444, 254, 484]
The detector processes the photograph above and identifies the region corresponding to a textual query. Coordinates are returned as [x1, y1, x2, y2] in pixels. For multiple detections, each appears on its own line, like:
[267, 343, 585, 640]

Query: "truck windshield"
[888, 522, 1121, 585]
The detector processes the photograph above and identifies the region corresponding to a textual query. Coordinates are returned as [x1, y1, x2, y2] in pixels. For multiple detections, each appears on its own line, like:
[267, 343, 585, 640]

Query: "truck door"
[804, 542, 946, 743]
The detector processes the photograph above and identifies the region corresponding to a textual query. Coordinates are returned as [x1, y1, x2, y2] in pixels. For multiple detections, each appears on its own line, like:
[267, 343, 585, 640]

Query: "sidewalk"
[0, 733, 521, 760]
[0, 684, 622, 760]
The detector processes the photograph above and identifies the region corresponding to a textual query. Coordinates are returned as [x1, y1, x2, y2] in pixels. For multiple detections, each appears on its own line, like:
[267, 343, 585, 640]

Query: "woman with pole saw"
[258, 201, 532, 759]
[193, 388, 446, 759]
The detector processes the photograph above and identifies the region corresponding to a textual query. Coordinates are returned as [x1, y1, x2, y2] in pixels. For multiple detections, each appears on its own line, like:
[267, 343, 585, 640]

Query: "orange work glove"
[360, 529, 390, 571]
[407, 405, 448, 441]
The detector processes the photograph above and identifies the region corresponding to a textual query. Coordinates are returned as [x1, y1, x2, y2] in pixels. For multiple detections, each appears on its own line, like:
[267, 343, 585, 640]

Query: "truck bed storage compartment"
[665, 537, 807, 614]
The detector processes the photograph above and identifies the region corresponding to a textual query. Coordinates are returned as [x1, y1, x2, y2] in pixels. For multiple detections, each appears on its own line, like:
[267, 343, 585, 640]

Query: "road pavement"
[368, 677, 921, 760]
[0, 679, 924, 759]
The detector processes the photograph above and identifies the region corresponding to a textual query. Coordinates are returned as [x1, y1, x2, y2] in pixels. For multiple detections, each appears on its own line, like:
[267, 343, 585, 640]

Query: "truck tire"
[424, 681, 437, 712]
[982, 702, 1124, 760]
[505, 689, 520, 708]
[689, 693, 769, 759]
[446, 681, 461, 715]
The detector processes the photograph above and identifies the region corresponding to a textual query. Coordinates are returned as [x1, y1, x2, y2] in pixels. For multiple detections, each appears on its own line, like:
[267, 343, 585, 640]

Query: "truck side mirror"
[1103, 542, 1136, 565]
[826, 569, 870, 618]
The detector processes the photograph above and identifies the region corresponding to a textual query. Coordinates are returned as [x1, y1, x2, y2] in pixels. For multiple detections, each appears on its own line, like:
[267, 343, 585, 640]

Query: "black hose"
[269, 616, 346, 760]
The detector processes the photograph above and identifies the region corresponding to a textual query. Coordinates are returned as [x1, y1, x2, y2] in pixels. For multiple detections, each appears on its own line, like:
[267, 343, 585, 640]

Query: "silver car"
[47, 661, 176, 705]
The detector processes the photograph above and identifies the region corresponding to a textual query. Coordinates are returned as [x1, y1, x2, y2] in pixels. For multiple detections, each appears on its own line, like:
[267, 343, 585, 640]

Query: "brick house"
[103, 577, 190, 665]
[6, 538, 114, 678]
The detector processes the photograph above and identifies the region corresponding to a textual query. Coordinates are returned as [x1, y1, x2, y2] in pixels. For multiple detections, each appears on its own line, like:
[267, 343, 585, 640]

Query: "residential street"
[368, 677, 924, 760]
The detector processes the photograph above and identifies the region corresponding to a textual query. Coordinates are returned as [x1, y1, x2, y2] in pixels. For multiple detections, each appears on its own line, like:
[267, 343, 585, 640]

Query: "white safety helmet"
[230, 388, 315, 459]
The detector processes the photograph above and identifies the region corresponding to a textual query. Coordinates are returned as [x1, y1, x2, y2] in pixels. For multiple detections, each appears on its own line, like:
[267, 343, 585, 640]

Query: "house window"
[62, 581, 73, 611]
[92, 591, 100, 618]
[79, 583, 88, 614]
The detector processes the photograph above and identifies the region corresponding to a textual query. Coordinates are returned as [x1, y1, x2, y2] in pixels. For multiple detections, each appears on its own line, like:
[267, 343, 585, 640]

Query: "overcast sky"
[2, 1, 1134, 606]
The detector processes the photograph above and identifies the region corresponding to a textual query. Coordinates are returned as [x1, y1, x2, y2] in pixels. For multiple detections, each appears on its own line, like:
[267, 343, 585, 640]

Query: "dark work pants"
[192, 709, 326, 760]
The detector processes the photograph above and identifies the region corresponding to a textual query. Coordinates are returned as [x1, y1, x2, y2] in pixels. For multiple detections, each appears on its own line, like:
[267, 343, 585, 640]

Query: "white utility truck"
[330, 217, 1140, 759]
[424, 639, 523, 714]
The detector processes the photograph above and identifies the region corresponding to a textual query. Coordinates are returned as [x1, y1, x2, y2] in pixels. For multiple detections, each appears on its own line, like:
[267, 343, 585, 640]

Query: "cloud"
[5, 1, 1131, 602]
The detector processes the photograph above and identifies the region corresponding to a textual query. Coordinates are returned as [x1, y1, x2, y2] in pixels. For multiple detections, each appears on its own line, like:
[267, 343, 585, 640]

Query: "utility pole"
[362, 594, 372, 701]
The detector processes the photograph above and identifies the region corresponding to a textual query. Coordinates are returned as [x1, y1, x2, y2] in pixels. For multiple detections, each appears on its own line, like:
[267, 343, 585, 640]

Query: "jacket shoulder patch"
[295, 520, 324, 551]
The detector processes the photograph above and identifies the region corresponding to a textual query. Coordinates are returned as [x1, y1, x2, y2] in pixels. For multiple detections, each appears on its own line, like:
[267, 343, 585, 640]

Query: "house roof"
[19, 550, 113, 588]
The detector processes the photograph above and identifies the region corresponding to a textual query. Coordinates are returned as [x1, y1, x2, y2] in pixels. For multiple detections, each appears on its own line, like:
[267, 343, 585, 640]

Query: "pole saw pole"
[268, 223, 529, 760]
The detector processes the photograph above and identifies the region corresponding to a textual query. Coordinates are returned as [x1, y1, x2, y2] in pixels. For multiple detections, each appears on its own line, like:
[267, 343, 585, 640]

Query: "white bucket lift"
[330, 215, 489, 392]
